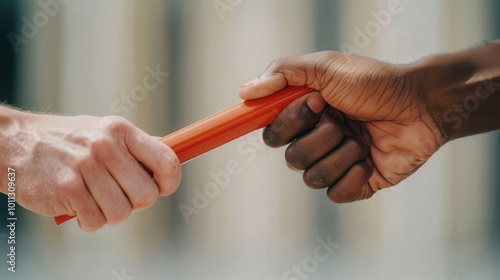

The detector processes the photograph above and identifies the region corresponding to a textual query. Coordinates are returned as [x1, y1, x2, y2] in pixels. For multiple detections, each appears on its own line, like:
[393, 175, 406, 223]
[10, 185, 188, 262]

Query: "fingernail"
[328, 108, 344, 122]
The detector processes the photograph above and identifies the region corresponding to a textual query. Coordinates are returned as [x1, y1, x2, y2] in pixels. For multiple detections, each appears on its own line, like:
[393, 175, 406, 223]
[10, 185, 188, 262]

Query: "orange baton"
[54, 86, 312, 225]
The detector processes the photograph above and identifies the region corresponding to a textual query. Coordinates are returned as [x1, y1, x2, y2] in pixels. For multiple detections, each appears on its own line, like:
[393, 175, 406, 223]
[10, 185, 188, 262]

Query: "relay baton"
[54, 86, 313, 225]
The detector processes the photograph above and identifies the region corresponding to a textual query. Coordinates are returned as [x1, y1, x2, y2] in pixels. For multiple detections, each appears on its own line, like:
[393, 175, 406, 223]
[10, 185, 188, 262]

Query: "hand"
[238, 52, 443, 203]
[2, 111, 181, 232]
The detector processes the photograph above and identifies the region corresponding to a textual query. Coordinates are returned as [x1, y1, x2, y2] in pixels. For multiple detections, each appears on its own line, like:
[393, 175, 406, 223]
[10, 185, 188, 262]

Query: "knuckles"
[80, 215, 106, 233]
[319, 119, 344, 142]
[100, 116, 132, 133]
[156, 156, 182, 196]
[77, 118, 131, 166]
[264, 100, 319, 148]
[327, 187, 355, 204]
[303, 167, 330, 189]
[262, 128, 282, 148]
[285, 144, 309, 171]
[299, 137, 370, 191]
[285, 104, 314, 131]
[327, 163, 374, 204]
[132, 186, 159, 210]
[88, 135, 112, 153]
[106, 200, 132, 226]
[344, 137, 370, 160]
[284, 118, 345, 171]
[266, 57, 286, 73]
[315, 50, 338, 60]
[59, 172, 87, 199]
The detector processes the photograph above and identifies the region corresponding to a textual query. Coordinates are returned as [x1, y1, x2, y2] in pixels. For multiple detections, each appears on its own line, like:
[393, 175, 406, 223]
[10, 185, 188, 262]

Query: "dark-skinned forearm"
[412, 41, 500, 141]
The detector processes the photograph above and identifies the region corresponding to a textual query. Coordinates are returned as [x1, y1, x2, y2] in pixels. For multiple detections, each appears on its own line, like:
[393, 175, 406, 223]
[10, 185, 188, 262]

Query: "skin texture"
[0, 108, 181, 232]
[239, 42, 500, 203]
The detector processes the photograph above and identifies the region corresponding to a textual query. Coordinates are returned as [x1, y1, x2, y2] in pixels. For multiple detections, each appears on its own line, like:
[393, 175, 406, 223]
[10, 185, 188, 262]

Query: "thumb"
[238, 51, 347, 100]
[125, 125, 182, 196]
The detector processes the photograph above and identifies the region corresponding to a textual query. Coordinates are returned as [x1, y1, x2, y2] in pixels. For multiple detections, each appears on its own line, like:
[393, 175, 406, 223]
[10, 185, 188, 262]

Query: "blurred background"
[0, 0, 499, 279]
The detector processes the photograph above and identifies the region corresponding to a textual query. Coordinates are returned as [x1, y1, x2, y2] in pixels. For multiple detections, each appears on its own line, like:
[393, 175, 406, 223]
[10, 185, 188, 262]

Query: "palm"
[317, 56, 442, 190]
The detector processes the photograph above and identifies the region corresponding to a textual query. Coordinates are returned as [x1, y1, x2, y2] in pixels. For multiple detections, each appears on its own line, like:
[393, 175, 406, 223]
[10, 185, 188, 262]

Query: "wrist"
[408, 42, 500, 141]
[0, 106, 32, 194]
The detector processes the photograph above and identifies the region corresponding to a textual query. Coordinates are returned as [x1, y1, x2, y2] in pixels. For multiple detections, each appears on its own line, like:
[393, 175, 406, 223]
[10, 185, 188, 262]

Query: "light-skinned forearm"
[0, 105, 31, 195]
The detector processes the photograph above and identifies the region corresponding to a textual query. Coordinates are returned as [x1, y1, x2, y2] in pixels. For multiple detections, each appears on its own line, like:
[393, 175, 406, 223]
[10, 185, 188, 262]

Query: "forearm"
[412, 41, 500, 141]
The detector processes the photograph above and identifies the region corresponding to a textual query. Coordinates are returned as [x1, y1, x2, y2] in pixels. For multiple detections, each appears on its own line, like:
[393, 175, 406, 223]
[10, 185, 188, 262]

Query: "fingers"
[128, 133, 181, 197]
[101, 146, 159, 213]
[263, 92, 326, 147]
[271, 99, 375, 203]
[81, 163, 131, 227]
[307, 93, 327, 114]
[302, 137, 370, 190]
[326, 161, 374, 203]
[285, 109, 345, 170]
[238, 51, 345, 100]
[301, 136, 375, 203]
[108, 117, 182, 197]
[65, 176, 106, 233]
[261, 90, 375, 203]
